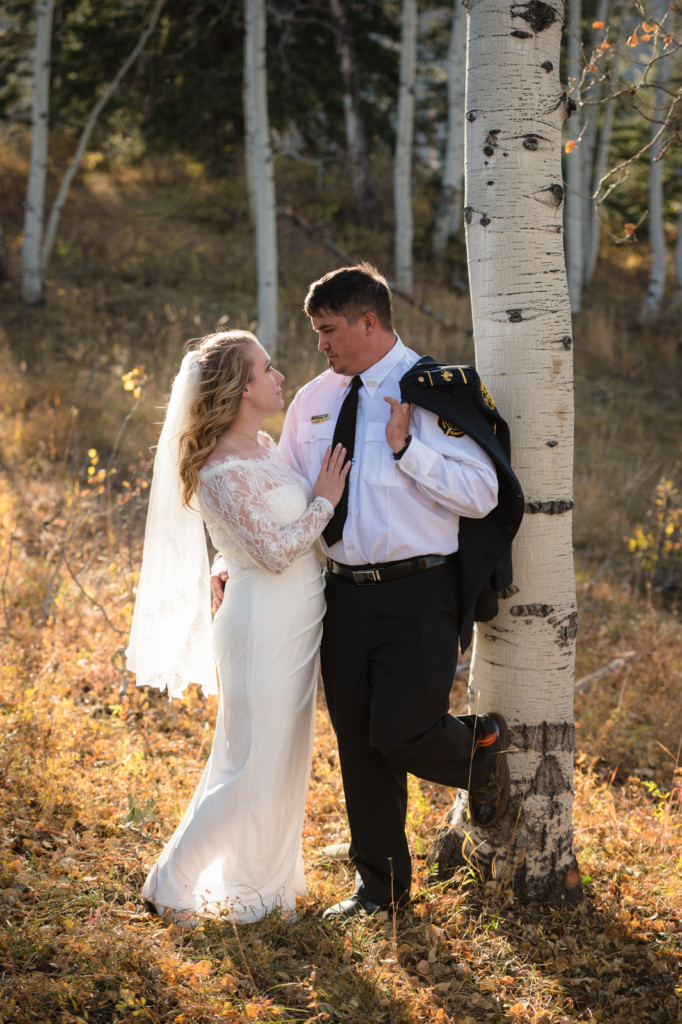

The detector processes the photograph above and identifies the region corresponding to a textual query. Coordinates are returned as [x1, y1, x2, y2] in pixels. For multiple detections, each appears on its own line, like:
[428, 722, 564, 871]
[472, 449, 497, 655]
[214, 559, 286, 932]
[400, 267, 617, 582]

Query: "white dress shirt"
[277, 337, 498, 566]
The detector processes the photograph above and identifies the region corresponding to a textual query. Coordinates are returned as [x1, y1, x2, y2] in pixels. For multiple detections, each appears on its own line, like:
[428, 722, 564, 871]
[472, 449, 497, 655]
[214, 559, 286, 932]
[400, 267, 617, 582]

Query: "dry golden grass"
[1, 145, 681, 1023]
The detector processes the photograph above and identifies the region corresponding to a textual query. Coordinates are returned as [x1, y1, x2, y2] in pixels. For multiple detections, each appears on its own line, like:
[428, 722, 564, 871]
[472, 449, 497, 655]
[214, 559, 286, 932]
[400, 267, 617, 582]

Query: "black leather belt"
[325, 553, 455, 586]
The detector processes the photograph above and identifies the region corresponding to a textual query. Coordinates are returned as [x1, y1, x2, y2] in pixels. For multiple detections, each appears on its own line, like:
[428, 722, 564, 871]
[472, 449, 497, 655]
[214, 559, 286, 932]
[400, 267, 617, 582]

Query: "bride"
[126, 330, 349, 924]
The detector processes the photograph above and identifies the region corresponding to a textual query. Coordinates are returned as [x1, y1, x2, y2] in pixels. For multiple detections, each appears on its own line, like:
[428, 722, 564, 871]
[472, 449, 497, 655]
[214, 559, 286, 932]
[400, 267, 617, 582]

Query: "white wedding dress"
[141, 435, 333, 923]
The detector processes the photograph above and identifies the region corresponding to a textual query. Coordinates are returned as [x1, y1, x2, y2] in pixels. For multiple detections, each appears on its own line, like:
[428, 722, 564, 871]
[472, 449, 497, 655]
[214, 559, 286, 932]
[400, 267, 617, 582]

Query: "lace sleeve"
[200, 461, 333, 573]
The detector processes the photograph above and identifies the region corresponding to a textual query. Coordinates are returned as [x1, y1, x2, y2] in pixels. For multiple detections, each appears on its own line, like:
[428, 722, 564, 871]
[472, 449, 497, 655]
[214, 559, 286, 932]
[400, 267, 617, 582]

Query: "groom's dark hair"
[303, 262, 394, 331]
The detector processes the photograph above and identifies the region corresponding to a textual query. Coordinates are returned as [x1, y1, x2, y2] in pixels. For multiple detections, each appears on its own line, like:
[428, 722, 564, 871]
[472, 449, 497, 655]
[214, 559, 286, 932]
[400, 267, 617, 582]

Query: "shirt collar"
[351, 336, 406, 395]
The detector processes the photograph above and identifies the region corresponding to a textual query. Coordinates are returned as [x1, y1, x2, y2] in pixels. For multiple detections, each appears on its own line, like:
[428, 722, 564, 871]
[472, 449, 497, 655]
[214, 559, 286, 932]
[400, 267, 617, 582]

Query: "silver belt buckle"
[353, 568, 380, 584]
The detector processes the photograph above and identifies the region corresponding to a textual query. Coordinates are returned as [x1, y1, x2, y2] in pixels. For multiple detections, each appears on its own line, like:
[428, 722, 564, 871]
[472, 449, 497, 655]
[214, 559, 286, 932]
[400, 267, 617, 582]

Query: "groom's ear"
[361, 312, 378, 334]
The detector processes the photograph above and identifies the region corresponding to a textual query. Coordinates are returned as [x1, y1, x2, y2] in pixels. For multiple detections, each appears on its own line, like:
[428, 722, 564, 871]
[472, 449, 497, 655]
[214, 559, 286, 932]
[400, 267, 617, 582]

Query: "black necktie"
[323, 375, 362, 546]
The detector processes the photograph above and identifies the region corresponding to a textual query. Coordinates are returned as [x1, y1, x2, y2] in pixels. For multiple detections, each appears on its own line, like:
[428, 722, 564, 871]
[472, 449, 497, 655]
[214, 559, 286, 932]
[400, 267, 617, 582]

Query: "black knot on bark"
[507, 309, 523, 322]
[523, 134, 541, 151]
[484, 145, 495, 156]
[560, 335, 572, 349]
[535, 183, 564, 208]
[541, 60, 554, 72]
[480, 216, 491, 227]
[466, 109, 479, 122]
[512, 0, 558, 33]
[511, 29, 533, 38]
[464, 206, 474, 225]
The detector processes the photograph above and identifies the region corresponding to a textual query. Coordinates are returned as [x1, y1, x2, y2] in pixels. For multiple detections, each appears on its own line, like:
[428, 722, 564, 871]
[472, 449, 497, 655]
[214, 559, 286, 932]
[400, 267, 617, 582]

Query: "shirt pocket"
[364, 420, 400, 487]
[296, 419, 335, 448]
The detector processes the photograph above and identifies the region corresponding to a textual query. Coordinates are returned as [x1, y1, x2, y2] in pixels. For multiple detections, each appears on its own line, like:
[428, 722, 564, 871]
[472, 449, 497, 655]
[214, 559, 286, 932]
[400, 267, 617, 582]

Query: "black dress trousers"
[320, 559, 488, 909]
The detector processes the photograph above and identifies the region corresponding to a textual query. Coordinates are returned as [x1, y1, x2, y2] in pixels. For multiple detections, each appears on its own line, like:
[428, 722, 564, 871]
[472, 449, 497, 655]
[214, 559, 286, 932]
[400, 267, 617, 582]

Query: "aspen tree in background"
[429, 0, 582, 902]
[244, 0, 278, 355]
[394, 0, 418, 294]
[565, 0, 584, 314]
[22, 0, 55, 306]
[640, 0, 673, 322]
[432, 0, 467, 260]
[329, 0, 377, 226]
[21, 0, 165, 307]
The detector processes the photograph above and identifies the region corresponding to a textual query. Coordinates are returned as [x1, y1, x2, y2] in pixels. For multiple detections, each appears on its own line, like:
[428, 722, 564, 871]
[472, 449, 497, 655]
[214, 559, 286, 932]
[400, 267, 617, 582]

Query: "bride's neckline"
[200, 432, 276, 473]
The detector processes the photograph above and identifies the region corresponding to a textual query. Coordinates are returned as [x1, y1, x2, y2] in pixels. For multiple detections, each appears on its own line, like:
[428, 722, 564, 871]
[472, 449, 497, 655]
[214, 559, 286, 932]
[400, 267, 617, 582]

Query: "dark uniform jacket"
[399, 356, 524, 653]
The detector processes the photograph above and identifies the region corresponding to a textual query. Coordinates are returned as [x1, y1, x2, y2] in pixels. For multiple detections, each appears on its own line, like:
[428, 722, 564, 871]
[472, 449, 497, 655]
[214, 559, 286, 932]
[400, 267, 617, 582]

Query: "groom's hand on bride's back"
[211, 570, 228, 612]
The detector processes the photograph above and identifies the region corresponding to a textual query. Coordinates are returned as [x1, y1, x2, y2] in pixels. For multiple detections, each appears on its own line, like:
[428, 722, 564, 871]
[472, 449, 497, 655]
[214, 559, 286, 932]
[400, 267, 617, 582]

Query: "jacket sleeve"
[394, 406, 499, 519]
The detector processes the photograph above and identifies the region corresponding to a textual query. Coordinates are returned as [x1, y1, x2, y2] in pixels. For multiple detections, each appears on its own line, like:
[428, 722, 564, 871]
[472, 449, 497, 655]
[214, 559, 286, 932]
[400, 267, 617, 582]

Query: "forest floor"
[0, 149, 681, 1023]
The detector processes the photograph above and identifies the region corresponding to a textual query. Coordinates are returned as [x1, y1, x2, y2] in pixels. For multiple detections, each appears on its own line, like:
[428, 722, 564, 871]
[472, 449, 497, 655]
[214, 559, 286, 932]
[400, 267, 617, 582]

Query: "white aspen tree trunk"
[432, 0, 467, 259]
[565, 0, 585, 314]
[394, 0, 418, 294]
[585, 0, 626, 285]
[329, 0, 376, 225]
[244, 0, 278, 354]
[579, 0, 610, 285]
[22, 0, 55, 306]
[640, 0, 672, 321]
[242, 19, 257, 225]
[429, 0, 581, 903]
[585, 80, 616, 285]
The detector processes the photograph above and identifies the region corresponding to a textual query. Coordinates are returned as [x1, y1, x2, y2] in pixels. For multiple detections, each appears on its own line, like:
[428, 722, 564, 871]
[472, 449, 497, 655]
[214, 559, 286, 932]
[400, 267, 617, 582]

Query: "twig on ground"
[574, 651, 637, 693]
[62, 554, 126, 635]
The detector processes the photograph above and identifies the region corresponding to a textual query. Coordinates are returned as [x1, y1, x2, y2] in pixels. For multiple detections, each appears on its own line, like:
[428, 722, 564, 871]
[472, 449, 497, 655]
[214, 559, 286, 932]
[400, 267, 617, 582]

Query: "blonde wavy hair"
[178, 330, 257, 507]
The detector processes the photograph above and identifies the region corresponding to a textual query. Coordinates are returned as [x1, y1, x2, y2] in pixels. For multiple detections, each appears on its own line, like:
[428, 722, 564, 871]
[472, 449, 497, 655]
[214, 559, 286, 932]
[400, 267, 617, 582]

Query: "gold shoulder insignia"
[441, 370, 453, 382]
[438, 415, 465, 438]
[480, 381, 496, 410]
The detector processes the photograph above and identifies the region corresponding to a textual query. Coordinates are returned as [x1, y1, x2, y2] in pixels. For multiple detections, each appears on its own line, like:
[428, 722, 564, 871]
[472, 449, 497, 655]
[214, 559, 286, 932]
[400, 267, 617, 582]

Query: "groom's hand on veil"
[211, 570, 229, 612]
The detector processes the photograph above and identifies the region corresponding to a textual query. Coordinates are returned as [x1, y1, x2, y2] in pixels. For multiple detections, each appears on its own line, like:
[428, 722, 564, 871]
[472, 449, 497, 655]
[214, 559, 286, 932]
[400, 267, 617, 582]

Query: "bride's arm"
[200, 463, 333, 574]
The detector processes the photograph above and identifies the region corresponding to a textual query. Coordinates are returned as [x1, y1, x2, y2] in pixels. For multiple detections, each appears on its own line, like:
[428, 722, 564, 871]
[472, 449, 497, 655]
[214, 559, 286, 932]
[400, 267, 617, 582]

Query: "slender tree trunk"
[640, 0, 672, 321]
[429, 0, 581, 904]
[432, 0, 467, 260]
[329, 0, 376, 225]
[579, 0, 610, 285]
[244, 0, 278, 354]
[41, 0, 166, 275]
[22, 0, 55, 306]
[565, 0, 585, 314]
[675, 197, 682, 353]
[585, 0, 626, 286]
[394, 0, 418, 294]
[585, 83, 616, 285]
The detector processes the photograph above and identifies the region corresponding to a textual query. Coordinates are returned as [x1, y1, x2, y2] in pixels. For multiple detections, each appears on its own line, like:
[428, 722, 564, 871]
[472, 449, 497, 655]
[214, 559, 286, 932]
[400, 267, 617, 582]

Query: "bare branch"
[277, 206, 464, 332]
[41, 0, 167, 270]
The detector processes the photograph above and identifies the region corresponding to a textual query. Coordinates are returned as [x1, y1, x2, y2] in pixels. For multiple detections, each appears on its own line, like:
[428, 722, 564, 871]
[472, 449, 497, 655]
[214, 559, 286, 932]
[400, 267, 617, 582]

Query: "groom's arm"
[210, 553, 228, 611]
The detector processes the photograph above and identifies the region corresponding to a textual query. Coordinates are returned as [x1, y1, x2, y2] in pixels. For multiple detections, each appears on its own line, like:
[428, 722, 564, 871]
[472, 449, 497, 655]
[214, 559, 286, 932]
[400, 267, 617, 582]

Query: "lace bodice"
[198, 436, 333, 574]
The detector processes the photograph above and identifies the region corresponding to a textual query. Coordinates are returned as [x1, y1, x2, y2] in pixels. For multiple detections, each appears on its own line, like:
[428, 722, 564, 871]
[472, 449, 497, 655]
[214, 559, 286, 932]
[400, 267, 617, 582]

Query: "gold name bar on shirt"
[310, 414, 330, 423]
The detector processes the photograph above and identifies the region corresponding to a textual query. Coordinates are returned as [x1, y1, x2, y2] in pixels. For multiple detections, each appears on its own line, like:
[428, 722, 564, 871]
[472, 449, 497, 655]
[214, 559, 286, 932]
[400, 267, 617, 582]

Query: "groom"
[272, 262, 520, 920]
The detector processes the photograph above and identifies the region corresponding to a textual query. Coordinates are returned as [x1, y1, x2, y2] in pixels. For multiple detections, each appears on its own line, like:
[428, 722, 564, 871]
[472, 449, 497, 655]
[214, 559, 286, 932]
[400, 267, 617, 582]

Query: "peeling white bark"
[394, 0, 418, 294]
[431, 0, 580, 904]
[244, 0, 278, 354]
